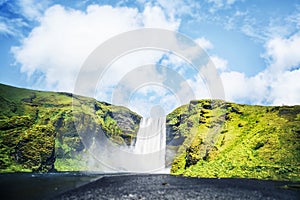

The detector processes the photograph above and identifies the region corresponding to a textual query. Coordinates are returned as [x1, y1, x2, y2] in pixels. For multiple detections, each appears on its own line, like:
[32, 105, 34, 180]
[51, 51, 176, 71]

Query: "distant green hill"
[166, 100, 300, 181]
[0, 83, 141, 172]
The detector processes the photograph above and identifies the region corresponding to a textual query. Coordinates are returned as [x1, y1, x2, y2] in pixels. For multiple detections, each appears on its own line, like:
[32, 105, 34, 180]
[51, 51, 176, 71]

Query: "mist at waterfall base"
[84, 116, 168, 173]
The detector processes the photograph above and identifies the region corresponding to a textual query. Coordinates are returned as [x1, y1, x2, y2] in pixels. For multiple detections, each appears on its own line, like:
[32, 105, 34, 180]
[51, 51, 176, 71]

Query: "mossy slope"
[167, 100, 300, 181]
[0, 83, 141, 172]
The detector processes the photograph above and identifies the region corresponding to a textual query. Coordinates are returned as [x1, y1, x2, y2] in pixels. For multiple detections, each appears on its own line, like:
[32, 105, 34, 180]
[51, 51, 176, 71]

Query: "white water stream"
[86, 116, 167, 173]
[133, 117, 166, 170]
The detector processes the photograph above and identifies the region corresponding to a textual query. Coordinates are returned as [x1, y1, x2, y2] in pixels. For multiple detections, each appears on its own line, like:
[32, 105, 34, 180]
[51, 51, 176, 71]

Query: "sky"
[0, 0, 300, 117]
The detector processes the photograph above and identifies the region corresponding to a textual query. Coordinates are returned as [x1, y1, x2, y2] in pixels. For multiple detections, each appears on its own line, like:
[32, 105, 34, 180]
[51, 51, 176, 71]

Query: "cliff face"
[167, 100, 300, 181]
[0, 84, 141, 172]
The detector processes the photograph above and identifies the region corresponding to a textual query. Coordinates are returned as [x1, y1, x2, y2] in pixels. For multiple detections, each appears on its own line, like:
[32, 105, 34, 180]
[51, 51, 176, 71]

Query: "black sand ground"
[1, 173, 299, 200]
[55, 174, 300, 200]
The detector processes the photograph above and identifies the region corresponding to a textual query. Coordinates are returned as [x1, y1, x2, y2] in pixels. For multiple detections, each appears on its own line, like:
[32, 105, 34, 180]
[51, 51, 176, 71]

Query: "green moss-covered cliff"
[167, 100, 300, 181]
[0, 83, 141, 172]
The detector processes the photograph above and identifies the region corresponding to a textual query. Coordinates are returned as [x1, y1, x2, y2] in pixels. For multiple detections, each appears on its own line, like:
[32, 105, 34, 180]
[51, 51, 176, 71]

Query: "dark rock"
[22, 93, 36, 103]
[185, 147, 199, 168]
[203, 104, 212, 110]
[254, 142, 264, 150]
[231, 107, 243, 114]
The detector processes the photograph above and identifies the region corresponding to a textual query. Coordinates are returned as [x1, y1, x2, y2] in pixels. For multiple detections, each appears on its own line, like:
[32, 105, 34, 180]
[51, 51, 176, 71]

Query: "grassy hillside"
[0, 83, 141, 172]
[167, 100, 300, 181]
[1, 83, 299, 181]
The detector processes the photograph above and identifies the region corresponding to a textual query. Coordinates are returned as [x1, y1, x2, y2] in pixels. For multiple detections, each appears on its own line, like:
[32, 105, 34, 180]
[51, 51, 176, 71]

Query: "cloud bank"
[12, 4, 179, 92]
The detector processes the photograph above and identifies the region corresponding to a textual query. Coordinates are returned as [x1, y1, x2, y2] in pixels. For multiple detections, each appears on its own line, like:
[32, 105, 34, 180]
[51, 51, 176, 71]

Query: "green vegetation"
[167, 100, 300, 181]
[1, 83, 299, 181]
[0, 83, 141, 172]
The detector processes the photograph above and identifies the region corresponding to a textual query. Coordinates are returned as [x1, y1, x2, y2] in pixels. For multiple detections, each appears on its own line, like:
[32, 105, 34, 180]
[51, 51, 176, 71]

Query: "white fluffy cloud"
[262, 33, 300, 105]
[195, 37, 214, 50]
[12, 3, 182, 116]
[210, 56, 228, 71]
[12, 4, 179, 93]
[220, 71, 269, 104]
[142, 4, 180, 29]
[220, 33, 300, 105]
[270, 69, 300, 105]
[221, 68, 300, 106]
[265, 33, 300, 72]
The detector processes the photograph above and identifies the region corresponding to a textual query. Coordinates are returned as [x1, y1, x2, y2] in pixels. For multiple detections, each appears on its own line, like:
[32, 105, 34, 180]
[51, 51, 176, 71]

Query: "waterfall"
[132, 117, 166, 171]
[84, 116, 166, 173]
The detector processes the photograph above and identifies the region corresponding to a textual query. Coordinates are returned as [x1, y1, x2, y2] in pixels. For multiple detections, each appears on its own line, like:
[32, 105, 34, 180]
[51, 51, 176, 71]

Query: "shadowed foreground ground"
[0, 173, 299, 199]
[55, 174, 300, 200]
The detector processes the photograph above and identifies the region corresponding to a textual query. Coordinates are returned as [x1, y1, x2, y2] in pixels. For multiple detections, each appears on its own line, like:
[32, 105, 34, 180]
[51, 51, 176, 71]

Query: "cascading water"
[133, 116, 166, 171]
[85, 116, 167, 172]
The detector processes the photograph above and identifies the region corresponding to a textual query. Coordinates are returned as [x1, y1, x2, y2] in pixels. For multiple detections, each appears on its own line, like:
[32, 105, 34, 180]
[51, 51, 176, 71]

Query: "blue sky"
[0, 0, 300, 116]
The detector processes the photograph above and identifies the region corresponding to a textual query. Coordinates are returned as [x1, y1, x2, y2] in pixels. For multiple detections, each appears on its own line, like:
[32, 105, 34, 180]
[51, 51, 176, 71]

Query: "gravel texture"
[55, 174, 300, 200]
